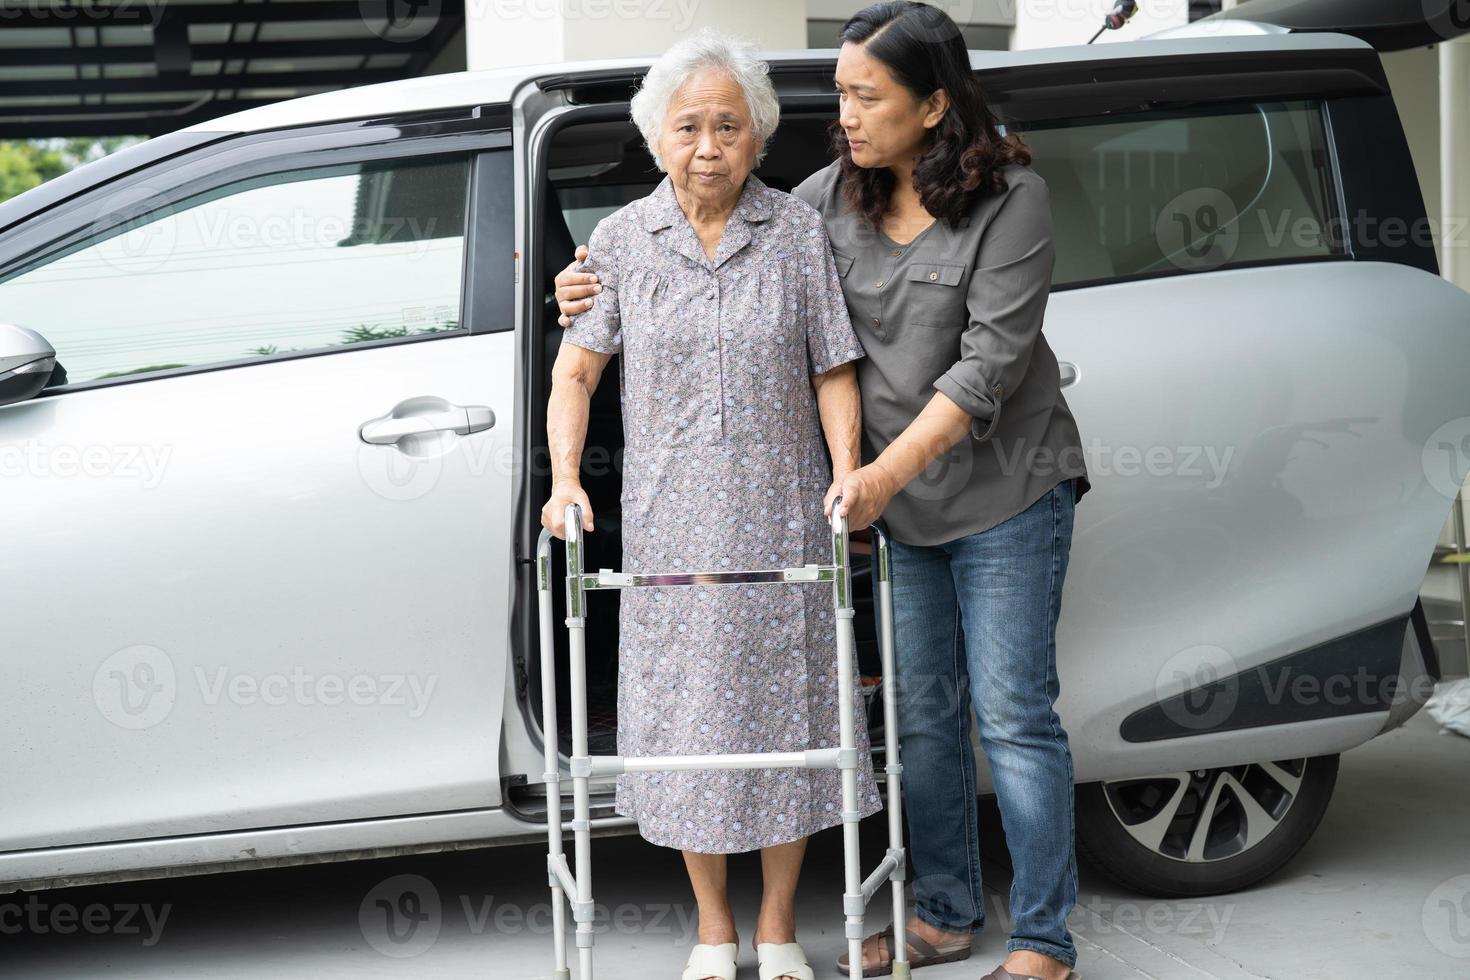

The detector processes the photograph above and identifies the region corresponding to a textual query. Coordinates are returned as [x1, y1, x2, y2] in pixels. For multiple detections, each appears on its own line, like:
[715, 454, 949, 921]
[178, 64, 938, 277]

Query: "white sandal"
[757, 941, 816, 980]
[681, 941, 738, 980]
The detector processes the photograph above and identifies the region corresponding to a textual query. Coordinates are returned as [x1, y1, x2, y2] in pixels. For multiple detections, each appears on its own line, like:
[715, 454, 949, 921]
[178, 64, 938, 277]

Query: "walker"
[535, 496, 910, 978]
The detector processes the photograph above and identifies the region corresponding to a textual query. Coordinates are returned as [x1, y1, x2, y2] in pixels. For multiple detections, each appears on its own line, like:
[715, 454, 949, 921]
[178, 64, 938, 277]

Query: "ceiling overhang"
[0, 0, 465, 137]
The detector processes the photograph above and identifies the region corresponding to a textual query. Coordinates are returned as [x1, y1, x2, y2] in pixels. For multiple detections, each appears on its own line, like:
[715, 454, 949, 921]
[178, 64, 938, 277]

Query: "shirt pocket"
[746, 268, 801, 352]
[619, 270, 668, 359]
[904, 261, 968, 330]
[624, 269, 667, 307]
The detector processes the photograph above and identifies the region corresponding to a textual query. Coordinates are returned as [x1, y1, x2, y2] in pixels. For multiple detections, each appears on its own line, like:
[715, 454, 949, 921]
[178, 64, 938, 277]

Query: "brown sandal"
[982, 965, 1081, 980]
[835, 922, 973, 976]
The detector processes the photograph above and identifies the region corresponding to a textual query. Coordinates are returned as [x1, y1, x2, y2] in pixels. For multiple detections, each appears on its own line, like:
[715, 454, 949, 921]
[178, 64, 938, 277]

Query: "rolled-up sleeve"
[932, 173, 1056, 443]
[802, 217, 865, 376]
[562, 218, 623, 355]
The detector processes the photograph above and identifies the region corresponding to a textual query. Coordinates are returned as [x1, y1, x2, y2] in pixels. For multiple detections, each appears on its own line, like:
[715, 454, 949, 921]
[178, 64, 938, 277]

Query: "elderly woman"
[540, 28, 883, 980]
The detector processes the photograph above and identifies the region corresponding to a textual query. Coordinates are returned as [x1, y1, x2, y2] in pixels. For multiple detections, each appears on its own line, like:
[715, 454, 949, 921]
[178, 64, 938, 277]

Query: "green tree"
[0, 136, 145, 206]
[0, 142, 56, 202]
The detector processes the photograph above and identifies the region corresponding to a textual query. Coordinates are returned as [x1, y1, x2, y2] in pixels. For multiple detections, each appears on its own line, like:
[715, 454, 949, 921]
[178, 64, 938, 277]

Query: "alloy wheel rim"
[1100, 758, 1307, 862]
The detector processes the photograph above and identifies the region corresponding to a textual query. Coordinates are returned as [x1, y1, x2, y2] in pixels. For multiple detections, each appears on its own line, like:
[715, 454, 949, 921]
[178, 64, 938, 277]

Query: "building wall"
[805, 0, 1012, 49]
[464, 0, 808, 70]
[446, 1, 1021, 73]
[1012, 0, 1188, 50]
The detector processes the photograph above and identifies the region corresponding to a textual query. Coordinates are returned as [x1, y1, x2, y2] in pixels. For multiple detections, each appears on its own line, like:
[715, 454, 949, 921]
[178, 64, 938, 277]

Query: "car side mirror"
[0, 323, 60, 407]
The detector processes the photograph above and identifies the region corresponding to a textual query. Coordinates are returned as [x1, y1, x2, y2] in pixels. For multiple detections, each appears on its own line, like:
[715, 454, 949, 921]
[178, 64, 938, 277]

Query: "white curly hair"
[629, 28, 781, 172]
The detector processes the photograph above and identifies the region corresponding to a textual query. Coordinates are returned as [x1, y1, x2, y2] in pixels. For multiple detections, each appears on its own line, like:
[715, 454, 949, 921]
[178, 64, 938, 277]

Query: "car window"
[0, 152, 470, 386]
[552, 183, 655, 249]
[1020, 100, 1343, 287]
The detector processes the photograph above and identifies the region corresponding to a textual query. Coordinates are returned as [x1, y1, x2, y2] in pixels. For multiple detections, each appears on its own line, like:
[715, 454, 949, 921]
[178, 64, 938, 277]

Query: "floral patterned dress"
[562, 174, 884, 853]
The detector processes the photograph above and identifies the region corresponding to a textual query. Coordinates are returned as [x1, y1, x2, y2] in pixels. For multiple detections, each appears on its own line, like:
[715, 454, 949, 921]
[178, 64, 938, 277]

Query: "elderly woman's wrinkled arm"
[543, 342, 612, 539]
[812, 361, 862, 520]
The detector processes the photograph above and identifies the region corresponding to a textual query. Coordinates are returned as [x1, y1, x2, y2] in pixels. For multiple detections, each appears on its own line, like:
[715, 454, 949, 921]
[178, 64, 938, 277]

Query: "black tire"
[1075, 753, 1339, 897]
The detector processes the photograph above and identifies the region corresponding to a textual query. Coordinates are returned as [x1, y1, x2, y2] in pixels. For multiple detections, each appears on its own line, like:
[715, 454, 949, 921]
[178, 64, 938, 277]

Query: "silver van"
[2, 28, 1466, 899]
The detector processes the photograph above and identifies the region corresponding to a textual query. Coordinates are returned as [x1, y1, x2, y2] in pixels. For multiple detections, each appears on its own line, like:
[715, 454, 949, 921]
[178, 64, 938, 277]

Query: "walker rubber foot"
[891, 962, 912, 980]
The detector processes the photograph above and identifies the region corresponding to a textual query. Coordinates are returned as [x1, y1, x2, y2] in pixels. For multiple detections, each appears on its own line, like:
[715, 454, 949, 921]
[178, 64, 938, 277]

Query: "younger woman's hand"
[555, 245, 602, 327]
[824, 479, 874, 552]
[829, 465, 901, 533]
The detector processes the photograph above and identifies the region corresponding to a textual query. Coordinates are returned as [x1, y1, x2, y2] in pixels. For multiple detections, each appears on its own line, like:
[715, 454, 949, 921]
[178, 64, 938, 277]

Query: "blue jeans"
[888, 477, 1078, 968]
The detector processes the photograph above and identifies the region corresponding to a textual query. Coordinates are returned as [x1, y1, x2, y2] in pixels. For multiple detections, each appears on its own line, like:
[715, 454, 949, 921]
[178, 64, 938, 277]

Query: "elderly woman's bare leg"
[734, 837, 807, 980]
[753, 837, 806, 948]
[682, 850, 739, 956]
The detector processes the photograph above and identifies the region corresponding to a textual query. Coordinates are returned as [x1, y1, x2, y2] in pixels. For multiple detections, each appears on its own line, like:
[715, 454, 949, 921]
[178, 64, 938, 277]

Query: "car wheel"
[1075, 754, 1339, 897]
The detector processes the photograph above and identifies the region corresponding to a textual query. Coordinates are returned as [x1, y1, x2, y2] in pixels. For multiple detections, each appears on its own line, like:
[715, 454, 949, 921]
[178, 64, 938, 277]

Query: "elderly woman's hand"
[555, 245, 601, 328]
[542, 477, 595, 540]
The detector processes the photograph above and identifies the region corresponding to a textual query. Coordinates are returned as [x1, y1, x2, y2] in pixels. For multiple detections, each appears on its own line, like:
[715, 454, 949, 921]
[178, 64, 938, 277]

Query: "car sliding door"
[1020, 94, 1470, 782]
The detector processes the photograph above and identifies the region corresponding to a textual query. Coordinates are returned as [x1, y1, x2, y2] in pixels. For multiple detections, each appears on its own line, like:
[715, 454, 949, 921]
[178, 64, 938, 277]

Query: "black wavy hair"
[834, 1, 1032, 229]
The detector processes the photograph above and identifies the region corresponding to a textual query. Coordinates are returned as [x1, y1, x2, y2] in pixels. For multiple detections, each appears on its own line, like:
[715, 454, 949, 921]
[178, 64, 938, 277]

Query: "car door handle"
[1058, 361, 1079, 388]
[359, 402, 495, 445]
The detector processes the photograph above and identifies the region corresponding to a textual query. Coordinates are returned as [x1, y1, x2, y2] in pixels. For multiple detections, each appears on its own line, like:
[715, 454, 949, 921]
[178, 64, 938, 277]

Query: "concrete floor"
[4, 706, 1468, 979]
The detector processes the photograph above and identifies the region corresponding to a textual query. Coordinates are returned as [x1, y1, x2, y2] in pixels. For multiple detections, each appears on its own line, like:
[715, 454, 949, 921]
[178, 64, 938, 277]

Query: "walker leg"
[537, 530, 573, 980]
[873, 528, 910, 979]
[565, 505, 596, 978]
[831, 516, 867, 978]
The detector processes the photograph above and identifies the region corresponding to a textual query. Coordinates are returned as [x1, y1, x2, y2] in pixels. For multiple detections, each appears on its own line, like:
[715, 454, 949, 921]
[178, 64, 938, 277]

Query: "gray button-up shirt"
[793, 160, 1090, 545]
